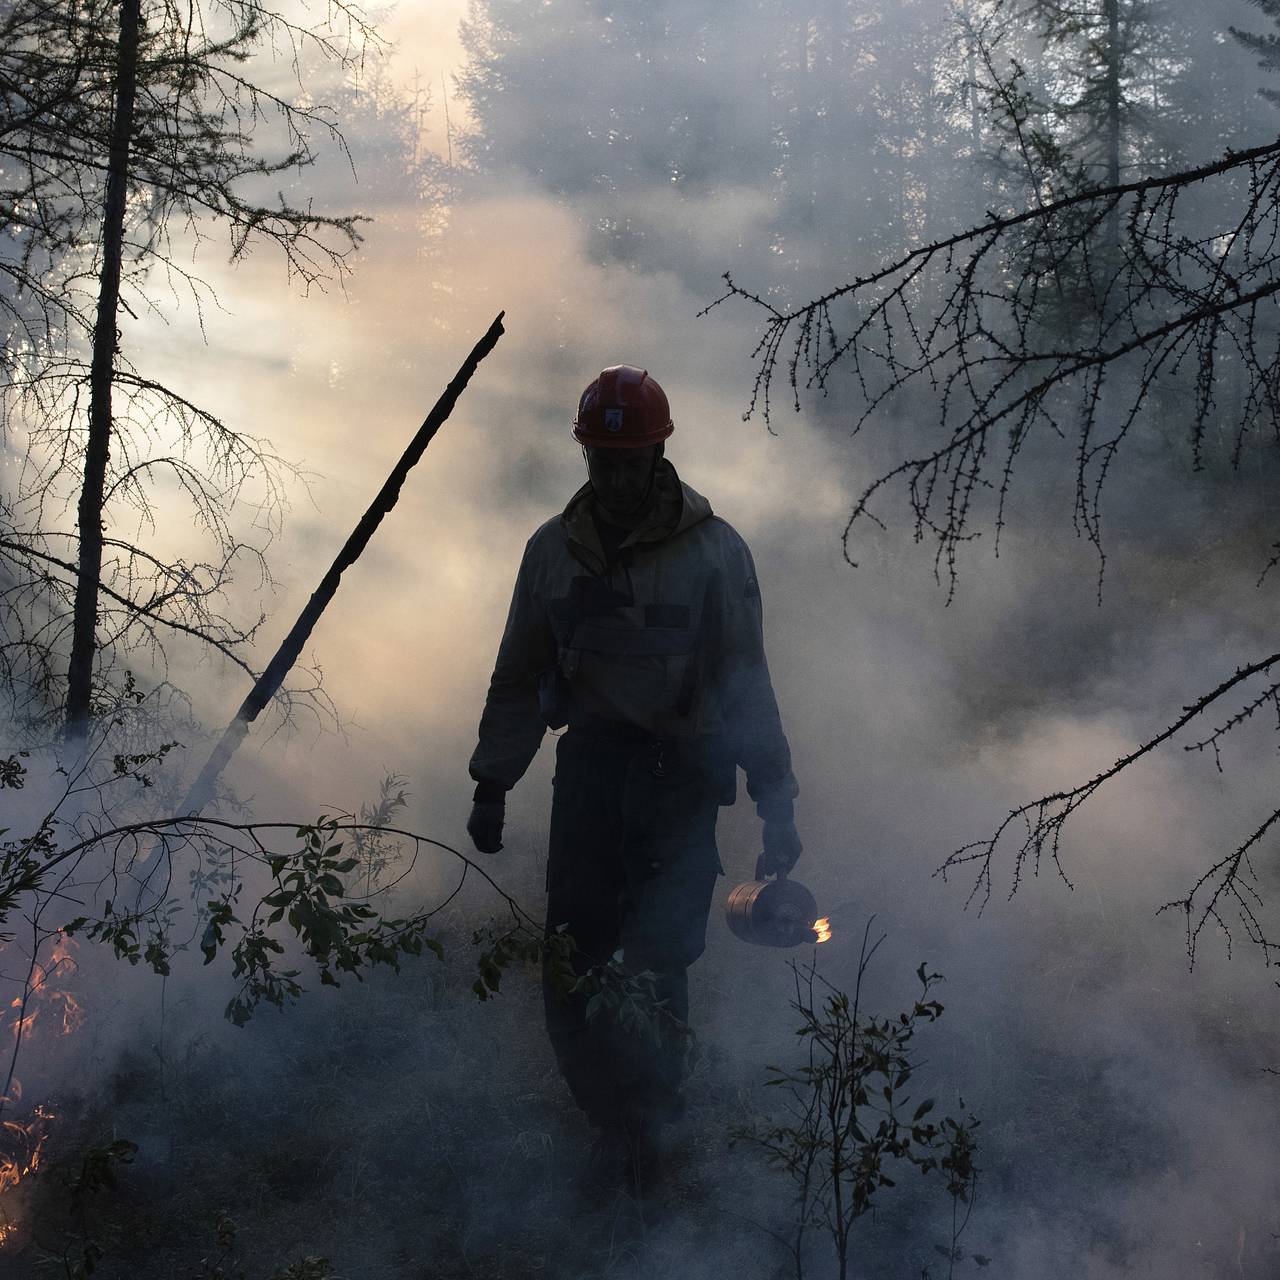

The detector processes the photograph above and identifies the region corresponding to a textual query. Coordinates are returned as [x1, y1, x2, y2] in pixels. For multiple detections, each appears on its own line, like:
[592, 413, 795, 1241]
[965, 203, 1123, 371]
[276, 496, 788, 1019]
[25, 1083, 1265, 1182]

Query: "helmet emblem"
[604, 408, 624, 432]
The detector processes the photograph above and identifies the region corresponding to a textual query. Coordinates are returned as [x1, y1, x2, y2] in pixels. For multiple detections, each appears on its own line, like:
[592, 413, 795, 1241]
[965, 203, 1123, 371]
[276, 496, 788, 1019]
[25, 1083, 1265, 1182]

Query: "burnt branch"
[0, 0, 390, 731]
[938, 651, 1280, 972]
[0, 536, 254, 663]
[708, 137, 1280, 597]
[1156, 807, 1280, 969]
[716, 130, 1280, 977]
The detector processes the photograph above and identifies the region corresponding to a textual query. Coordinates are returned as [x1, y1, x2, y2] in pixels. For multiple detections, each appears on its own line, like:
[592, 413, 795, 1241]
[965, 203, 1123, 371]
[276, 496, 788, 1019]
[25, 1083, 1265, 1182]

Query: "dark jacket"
[469, 460, 798, 819]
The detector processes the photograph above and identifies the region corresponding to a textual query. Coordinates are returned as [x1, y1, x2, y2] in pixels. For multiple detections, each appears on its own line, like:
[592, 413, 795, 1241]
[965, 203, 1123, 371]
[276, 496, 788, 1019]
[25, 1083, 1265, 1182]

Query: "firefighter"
[466, 365, 801, 1180]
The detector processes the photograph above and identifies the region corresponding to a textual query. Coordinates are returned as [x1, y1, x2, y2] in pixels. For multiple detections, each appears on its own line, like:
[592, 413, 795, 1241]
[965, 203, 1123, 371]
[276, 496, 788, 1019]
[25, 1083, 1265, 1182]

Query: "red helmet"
[572, 365, 674, 448]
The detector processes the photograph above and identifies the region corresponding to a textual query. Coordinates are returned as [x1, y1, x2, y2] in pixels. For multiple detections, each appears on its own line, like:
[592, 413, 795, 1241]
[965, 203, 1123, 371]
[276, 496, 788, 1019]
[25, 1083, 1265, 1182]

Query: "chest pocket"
[550, 575, 696, 660]
[600, 617, 705, 733]
[560, 595, 702, 719]
[547, 549, 716, 723]
[571, 603, 696, 658]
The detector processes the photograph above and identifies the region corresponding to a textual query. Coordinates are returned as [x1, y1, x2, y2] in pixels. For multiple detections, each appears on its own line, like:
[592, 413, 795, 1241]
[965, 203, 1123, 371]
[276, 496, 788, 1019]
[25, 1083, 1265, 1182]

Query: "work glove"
[467, 799, 506, 854]
[758, 817, 803, 878]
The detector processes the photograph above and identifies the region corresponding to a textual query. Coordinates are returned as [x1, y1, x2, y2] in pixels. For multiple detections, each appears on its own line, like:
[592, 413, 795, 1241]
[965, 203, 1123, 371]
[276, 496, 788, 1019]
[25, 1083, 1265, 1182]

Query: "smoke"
[4, 0, 1280, 1274]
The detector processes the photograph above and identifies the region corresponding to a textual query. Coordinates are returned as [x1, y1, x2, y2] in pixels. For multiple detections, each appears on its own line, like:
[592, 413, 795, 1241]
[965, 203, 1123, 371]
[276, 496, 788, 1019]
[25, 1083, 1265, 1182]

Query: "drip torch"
[725, 856, 828, 948]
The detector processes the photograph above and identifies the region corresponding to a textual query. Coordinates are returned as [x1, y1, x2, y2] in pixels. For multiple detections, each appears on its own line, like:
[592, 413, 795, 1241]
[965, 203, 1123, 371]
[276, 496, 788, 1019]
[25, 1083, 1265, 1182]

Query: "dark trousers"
[542, 729, 722, 1132]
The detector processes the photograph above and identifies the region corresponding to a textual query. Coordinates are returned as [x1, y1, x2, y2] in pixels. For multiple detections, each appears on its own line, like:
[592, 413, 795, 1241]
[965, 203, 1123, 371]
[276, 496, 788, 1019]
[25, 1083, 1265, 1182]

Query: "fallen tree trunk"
[181, 311, 506, 816]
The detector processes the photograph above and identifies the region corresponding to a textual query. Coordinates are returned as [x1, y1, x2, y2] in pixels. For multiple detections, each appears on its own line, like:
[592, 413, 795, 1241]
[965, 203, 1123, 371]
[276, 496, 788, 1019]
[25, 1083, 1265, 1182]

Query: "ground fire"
[0, 933, 83, 1248]
[0, 1083, 54, 1248]
[8, 936, 84, 1041]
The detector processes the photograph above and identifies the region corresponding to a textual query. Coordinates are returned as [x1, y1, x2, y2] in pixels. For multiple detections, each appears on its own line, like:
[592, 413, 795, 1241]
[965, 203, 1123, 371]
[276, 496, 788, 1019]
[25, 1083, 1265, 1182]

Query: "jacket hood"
[560, 458, 712, 571]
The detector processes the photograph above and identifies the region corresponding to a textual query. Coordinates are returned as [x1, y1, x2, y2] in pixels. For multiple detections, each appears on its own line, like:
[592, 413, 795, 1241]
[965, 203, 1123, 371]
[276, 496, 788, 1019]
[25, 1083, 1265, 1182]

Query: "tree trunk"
[1103, 0, 1122, 255]
[65, 0, 142, 739]
[965, 0, 981, 163]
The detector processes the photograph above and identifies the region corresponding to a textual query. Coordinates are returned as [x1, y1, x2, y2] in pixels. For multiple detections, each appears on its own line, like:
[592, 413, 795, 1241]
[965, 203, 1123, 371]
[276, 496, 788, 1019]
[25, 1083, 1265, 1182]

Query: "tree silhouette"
[0, 0, 381, 738]
[712, 134, 1280, 972]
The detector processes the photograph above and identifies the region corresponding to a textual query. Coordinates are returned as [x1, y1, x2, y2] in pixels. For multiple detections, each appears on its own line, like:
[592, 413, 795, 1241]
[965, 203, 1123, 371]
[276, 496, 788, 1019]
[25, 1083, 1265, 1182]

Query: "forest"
[0, 0, 1278, 1275]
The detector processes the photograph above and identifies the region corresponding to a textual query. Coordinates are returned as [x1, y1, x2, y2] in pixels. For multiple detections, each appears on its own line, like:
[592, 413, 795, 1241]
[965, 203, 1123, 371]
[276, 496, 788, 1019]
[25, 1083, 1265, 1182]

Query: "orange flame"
[0, 1097, 52, 1246]
[0, 933, 83, 1247]
[6, 936, 83, 1043]
[813, 917, 832, 944]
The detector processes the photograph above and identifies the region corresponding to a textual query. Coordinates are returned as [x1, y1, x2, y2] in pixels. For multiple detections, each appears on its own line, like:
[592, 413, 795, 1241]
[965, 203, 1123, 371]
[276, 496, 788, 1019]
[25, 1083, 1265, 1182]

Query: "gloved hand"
[758, 817, 803, 877]
[467, 799, 506, 854]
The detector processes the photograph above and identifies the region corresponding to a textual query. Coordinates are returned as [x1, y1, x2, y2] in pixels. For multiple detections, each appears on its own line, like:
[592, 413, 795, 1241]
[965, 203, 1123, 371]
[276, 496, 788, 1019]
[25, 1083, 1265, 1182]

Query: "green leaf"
[200, 920, 221, 964]
[144, 940, 171, 976]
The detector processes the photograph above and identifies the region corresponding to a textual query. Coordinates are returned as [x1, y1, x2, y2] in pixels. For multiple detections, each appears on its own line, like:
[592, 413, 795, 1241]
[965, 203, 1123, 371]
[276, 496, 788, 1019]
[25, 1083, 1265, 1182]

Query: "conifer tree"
[1231, 0, 1280, 104]
[0, 0, 380, 736]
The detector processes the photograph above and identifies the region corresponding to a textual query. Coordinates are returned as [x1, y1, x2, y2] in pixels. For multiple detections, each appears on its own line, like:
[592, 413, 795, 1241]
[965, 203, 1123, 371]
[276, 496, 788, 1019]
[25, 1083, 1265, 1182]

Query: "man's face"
[584, 444, 660, 519]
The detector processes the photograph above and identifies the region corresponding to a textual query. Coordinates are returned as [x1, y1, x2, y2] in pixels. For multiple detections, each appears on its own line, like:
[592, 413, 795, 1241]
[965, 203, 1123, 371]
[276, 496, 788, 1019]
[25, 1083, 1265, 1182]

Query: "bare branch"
[937, 650, 1280, 911]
